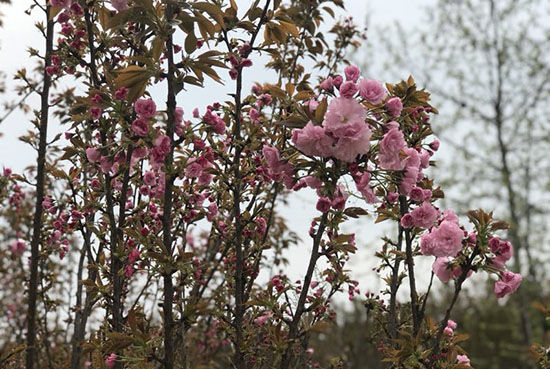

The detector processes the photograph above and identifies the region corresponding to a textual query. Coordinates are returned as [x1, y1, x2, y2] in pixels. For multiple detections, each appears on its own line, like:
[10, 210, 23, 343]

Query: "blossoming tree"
[0, 0, 524, 368]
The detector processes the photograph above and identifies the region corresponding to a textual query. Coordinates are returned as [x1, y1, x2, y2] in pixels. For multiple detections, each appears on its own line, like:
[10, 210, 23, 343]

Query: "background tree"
[359, 0, 550, 363]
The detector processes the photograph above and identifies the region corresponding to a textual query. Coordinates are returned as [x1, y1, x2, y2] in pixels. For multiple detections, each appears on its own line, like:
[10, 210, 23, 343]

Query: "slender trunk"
[490, 0, 532, 348]
[162, 5, 177, 368]
[25, 5, 54, 369]
[279, 212, 328, 369]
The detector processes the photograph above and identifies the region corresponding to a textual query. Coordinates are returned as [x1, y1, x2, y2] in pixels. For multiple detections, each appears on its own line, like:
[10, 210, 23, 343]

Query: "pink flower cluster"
[420, 211, 464, 258]
[292, 97, 372, 162]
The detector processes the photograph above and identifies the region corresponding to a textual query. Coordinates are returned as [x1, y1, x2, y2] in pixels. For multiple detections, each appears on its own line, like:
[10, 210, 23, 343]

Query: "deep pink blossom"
[494, 271, 522, 298]
[86, 148, 101, 163]
[134, 98, 157, 118]
[90, 106, 102, 120]
[320, 77, 333, 91]
[131, 118, 149, 136]
[50, 0, 70, 8]
[339, 81, 358, 98]
[344, 65, 360, 82]
[114, 87, 128, 100]
[316, 197, 332, 213]
[69, 2, 84, 15]
[105, 353, 116, 369]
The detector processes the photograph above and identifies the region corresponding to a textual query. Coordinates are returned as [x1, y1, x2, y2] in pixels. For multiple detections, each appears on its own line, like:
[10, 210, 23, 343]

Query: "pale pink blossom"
[457, 355, 470, 365]
[323, 97, 366, 131]
[378, 128, 406, 170]
[432, 257, 453, 283]
[111, 0, 129, 11]
[410, 202, 439, 229]
[291, 122, 335, 158]
[386, 97, 403, 117]
[358, 79, 387, 104]
[430, 220, 464, 257]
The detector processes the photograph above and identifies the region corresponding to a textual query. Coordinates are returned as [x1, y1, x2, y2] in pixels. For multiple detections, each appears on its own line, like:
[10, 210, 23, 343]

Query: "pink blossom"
[134, 98, 157, 118]
[320, 77, 333, 91]
[175, 107, 184, 124]
[430, 220, 464, 257]
[262, 145, 281, 171]
[489, 238, 513, 268]
[332, 75, 343, 88]
[144, 171, 156, 186]
[131, 118, 149, 136]
[386, 97, 403, 117]
[207, 203, 218, 222]
[155, 135, 171, 155]
[10, 240, 26, 256]
[105, 353, 116, 369]
[128, 248, 140, 263]
[339, 81, 358, 98]
[249, 107, 259, 123]
[331, 185, 348, 211]
[70, 2, 84, 15]
[420, 232, 435, 255]
[254, 312, 272, 325]
[354, 171, 378, 203]
[99, 157, 113, 174]
[429, 140, 440, 151]
[409, 187, 424, 202]
[316, 197, 332, 213]
[111, 0, 129, 11]
[331, 122, 372, 162]
[86, 148, 101, 163]
[441, 209, 459, 224]
[378, 128, 406, 170]
[494, 271, 522, 298]
[57, 11, 70, 23]
[410, 202, 439, 229]
[432, 257, 453, 283]
[50, 0, 70, 8]
[185, 162, 202, 178]
[457, 355, 470, 365]
[358, 79, 387, 105]
[323, 97, 366, 131]
[400, 213, 414, 228]
[198, 172, 213, 186]
[114, 87, 128, 100]
[291, 122, 335, 158]
[90, 106, 102, 120]
[447, 319, 457, 329]
[344, 65, 360, 82]
[443, 326, 454, 337]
